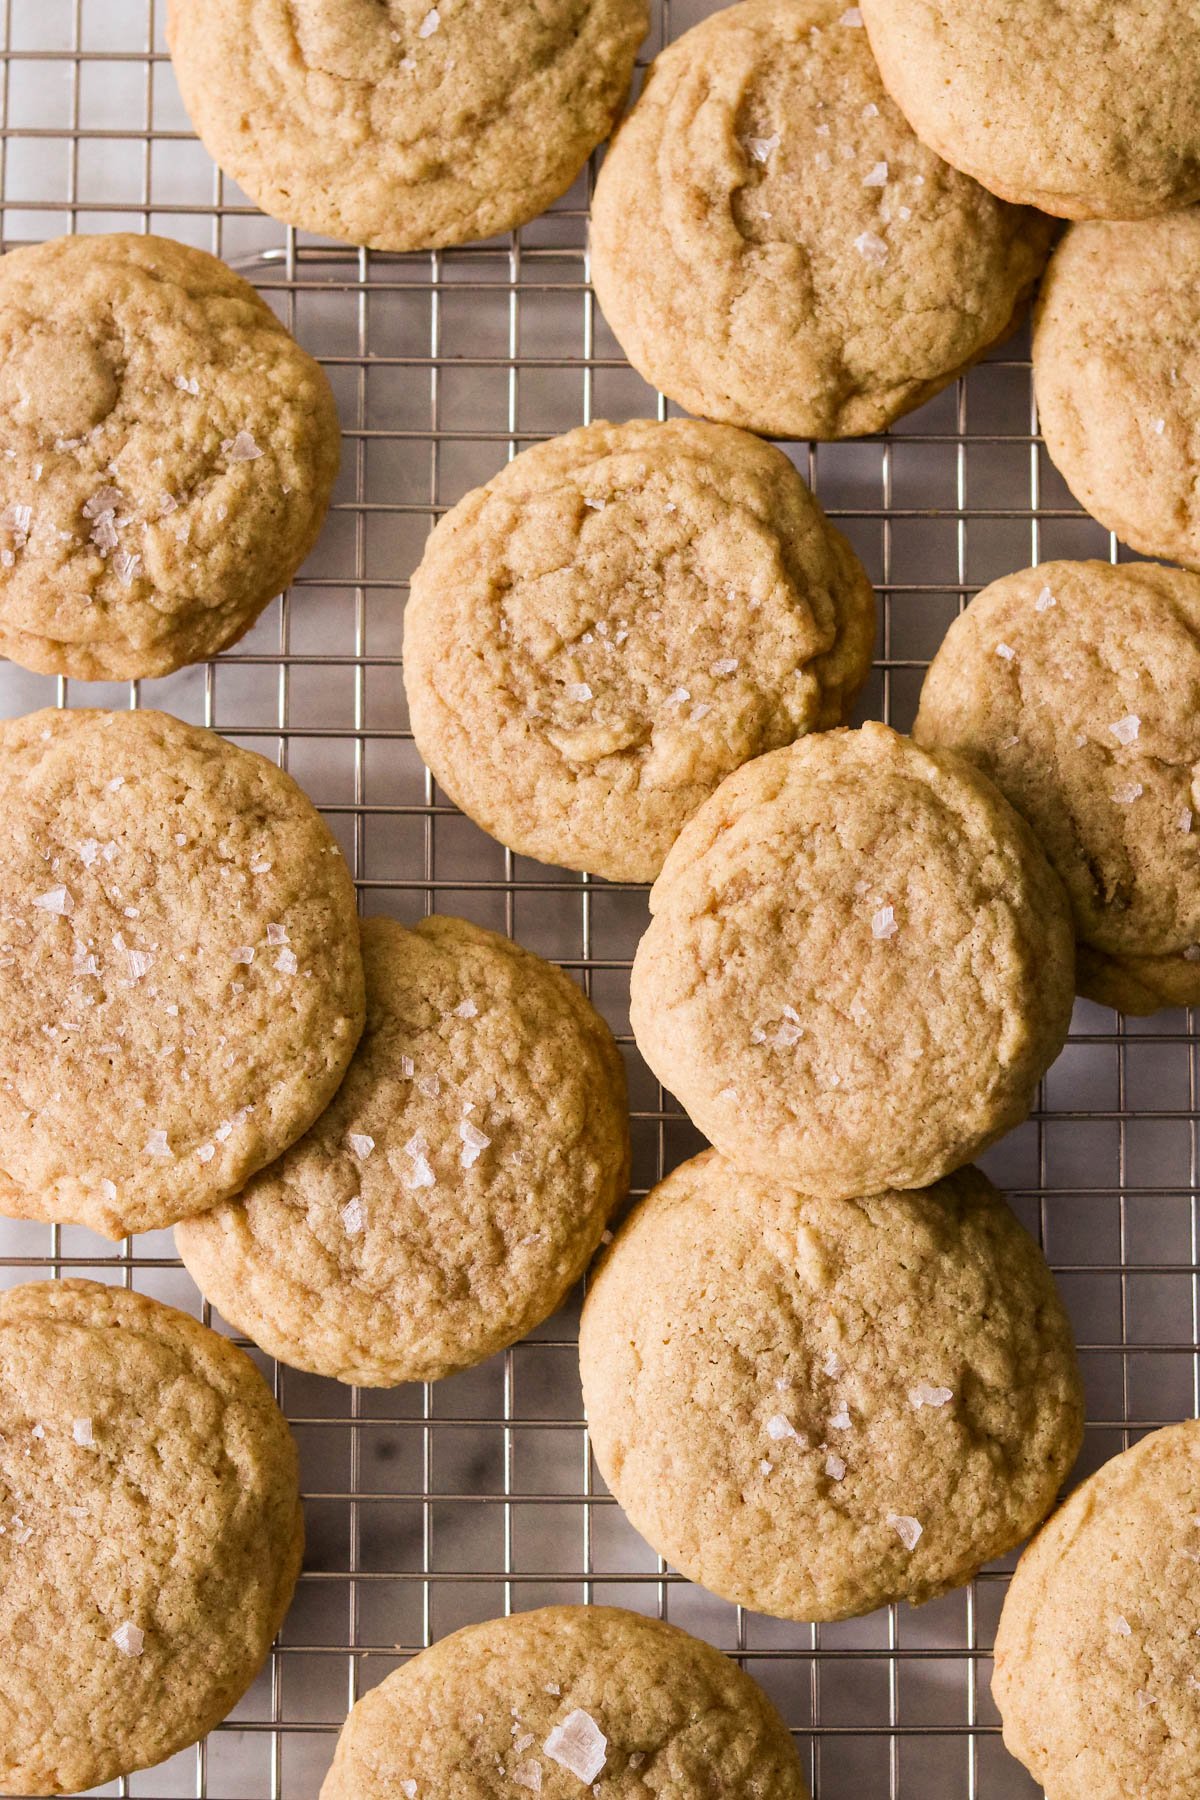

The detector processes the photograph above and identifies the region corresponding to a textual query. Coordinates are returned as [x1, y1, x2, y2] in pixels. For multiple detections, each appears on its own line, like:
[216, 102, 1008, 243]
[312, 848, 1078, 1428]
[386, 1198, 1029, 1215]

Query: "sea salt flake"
[233, 945, 255, 965]
[222, 431, 262, 462]
[112, 550, 141, 586]
[582, 497, 606, 511]
[861, 101, 878, 118]
[0, 501, 32, 536]
[544, 1710, 607, 1784]
[667, 686, 690, 705]
[710, 657, 739, 676]
[1108, 714, 1140, 746]
[174, 375, 200, 395]
[909, 1382, 953, 1409]
[1035, 586, 1056, 611]
[995, 642, 1015, 661]
[266, 923, 288, 944]
[274, 948, 298, 975]
[1184, 945, 1200, 963]
[745, 132, 780, 164]
[871, 904, 897, 940]
[564, 682, 593, 702]
[863, 160, 888, 186]
[100, 1179, 117, 1200]
[545, 1682, 561, 1696]
[82, 486, 122, 521]
[766, 1413, 799, 1441]
[1113, 1615, 1132, 1636]
[1180, 811, 1193, 833]
[513, 1765, 542, 1794]
[347, 1133, 375, 1160]
[342, 1196, 366, 1237]
[1152, 418, 1166, 435]
[249, 855, 272, 874]
[829, 1405, 851, 1431]
[33, 885, 73, 916]
[112, 1622, 144, 1657]
[214, 1121, 234, 1142]
[404, 1153, 436, 1190]
[459, 1119, 491, 1167]
[144, 1129, 172, 1158]
[195, 1142, 216, 1164]
[1113, 781, 1144, 805]
[400, 1055, 415, 1078]
[454, 997, 478, 1018]
[77, 839, 101, 868]
[72, 1417, 94, 1447]
[887, 1511, 923, 1551]
[759, 1458, 774, 1475]
[418, 5, 440, 32]
[853, 230, 888, 266]
[399, 1785, 417, 1799]
[826, 1452, 846, 1481]
[839, 5, 863, 21]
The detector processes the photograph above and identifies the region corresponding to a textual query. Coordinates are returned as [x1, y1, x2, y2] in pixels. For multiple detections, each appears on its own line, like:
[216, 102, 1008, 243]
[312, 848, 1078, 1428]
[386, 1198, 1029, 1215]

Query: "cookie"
[177, 914, 629, 1384]
[1033, 214, 1200, 571]
[860, 0, 1200, 220]
[588, 0, 1054, 440]
[915, 561, 1200, 1015]
[630, 722, 1075, 1197]
[0, 707, 365, 1239]
[167, 0, 648, 252]
[581, 1153, 1082, 1621]
[0, 1278, 302, 1795]
[320, 1604, 810, 1798]
[0, 233, 339, 682]
[403, 418, 876, 882]
[993, 1420, 1200, 1800]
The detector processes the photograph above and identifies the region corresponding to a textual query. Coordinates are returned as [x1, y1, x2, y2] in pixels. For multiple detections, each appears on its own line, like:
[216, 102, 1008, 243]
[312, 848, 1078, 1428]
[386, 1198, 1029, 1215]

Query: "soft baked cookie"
[1034, 215, 1200, 571]
[860, 0, 1200, 220]
[0, 707, 364, 1238]
[177, 915, 629, 1384]
[994, 1419, 1200, 1800]
[0, 234, 339, 681]
[580, 1154, 1082, 1621]
[167, 0, 648, 251]
[630, 722, 1075, 1197]
[589, 0, 1054, 440]
[403, 418, 876, 881]
[0, 1279, 302, 1795]
[915, 561, 1200, 1014]
[320, 1604, 810, 1798]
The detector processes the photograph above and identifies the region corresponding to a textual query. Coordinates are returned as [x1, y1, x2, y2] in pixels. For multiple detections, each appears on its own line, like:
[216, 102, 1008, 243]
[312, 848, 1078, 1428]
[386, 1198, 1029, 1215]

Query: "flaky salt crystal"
[418, 5, 440, 31]
[233, 945, 255, 965]
[887, 1511, 922, 1550]
[544, 1710, 607, 1784]
[459, 1120, 491, 1168]
[1034, 586, 1056, 611]
[144, 1129, 172, 1158]
[564, 683, 593, 702]
[829, 1405, 851, 1431]
[1152, 418, 1166, 435]
[405, 1153, 436, 1190]
[82, 487, 122, 521]
[100, 1179, 117, 1200]
[222, 431, 262, 462]
[513, 1765, 542, 1793]
[909, 1382, 953, 1409]
[454, 998, 478, 1018]
[174, 375, 200, 395]
[1114, 1615, 1132, 1636]
[417, 1073, 441, 1099]
[839, 6, 863, 21]
[766, 1413, 798, 1441]
[249, 855, 272, 874]
[745, 133, 780, 164]
[995, 642, 1015, 661]
[342, 1196, 366, 1237]
[400, 1055, 415, 1078]
[1108, 714, 1140, 746]
[112, 1622, 144, 1657]
[275, 948, 298, 975]
[72, 1417, 94, 1446]
[33, 886, 73, 916]
[871, 904, 897, 939]
[112, 550, 141, 586]
[826, 1452, 846, 1481]
[863, 161, 888, 186]
[77, 839, 101, 868]
[1180, 811, 1194, 833]
[266, 923, 287, 944]
[1113, 781, 1144, 805]
[31, 1424, 45, 1441]
[667, 686, 690, 704]
[399, 1784, 417, 1799]
[710, 657, 739, 675]
[347, 1133, 375, 1159]
[823, 1349, 843, 1378]
[853, 230, 888, 266]
[196, 1143, 216, 1164]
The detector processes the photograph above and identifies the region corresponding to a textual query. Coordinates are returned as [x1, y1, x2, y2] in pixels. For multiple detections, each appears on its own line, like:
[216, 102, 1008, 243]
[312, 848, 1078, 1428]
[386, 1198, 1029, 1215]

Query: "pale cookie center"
[0, 320, 121, 444]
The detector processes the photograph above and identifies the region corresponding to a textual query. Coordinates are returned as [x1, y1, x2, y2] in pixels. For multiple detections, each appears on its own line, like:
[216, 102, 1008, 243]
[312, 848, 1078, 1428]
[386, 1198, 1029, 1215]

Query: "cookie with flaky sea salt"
[860, 0, 1200, 220]
[320, 1604, 810, 1798]
[580, 1153, 1082, 1621]
[915, 561, 1200, 1015]
[1033, 214, 1200, 571]
[403, 418, 875, 882]
[177, 914, 629, 1384]
[0, 707, 364, 1239]
[994, 1419, 1200, 1800]
[0, 233, 339, 681]
[588, 0, 1054, 440]
[167, 0, 648, 252]
[0, 1279, 302, 1796]
[630, 722, 1075, 1198]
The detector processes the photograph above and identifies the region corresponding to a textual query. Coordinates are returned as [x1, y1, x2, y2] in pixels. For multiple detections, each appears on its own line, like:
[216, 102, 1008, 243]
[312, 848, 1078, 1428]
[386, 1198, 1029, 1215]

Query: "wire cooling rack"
[1, 2, 1197, 1796]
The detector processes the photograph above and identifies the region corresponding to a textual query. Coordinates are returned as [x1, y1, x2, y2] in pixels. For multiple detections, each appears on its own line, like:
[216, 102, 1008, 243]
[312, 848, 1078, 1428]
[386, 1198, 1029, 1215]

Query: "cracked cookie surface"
[1033, 215, 1200, 572]
[0, 707, 365, 1238]
[0, 234, 339, 681]
[580, 1154, 1082, 1620]
[994, 1420, 1200, 1800]
[915, 560, 1200, 1014]
[177, 915, 629, 1385]
[861, 0, 1200, 220]
[0, 1279, 302, 1795]
[630, 722, 1075, 1196]
[167, 0, 648, 250]
[589, 0, 1054, 440]
[320, 1604, 810, 1798]
[403, 418, 876, 881]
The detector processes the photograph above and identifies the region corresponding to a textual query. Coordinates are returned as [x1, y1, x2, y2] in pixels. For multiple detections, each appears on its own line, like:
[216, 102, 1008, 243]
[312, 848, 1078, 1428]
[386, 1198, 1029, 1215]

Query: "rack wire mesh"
[1, 1, 1197, 1795]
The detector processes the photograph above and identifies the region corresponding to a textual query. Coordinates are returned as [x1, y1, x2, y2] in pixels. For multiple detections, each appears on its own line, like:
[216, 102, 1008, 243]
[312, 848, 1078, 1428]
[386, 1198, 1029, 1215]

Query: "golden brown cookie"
[860, 0, 1200, 220]
[177, 915, 629, 1384]
[915, 561, 1200, 1014]
[0, 233, 339, 681]
[994, 1420, 1200, 1800]
[589, 0, 1054, 440]
[167, 0, 648, 251]
[0, 707, 365, 1239]
[403, 418, 875, 881]
[320, 1604, 810, 1798]
[1034, 214, 1200, 571]
[0, 1279, 302, 1796]
[630, 722, 1075, 1197]
[580, 1154, 1083, 1620]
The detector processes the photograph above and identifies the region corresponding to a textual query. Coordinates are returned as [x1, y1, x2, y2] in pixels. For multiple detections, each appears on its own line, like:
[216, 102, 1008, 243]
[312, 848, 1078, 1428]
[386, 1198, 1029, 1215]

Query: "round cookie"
[319, 1604, 810, 1798]
[0, 1278, 302, 1795]
[177, 914, 629, 1384]
[860, 0, 1200, 220]
[0, 233, 339, 681]
[0, 707, 365, 1239]
[993, 1420, 1200, 1800]
[167, 0, 648, 252]
[1033, 214, 1200, 571]
[403, 418, 876, 882]
[629, 722, 1075, 1198]
[588, 0, 1054, 440]
[915, 561, 1200, 1015]
[579, 1153, 1083, 1621]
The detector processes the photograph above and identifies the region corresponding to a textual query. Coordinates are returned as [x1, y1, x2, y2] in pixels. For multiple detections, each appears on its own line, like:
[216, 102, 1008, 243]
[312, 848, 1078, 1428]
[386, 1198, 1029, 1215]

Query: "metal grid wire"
[1, 2, 1197, 1796]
